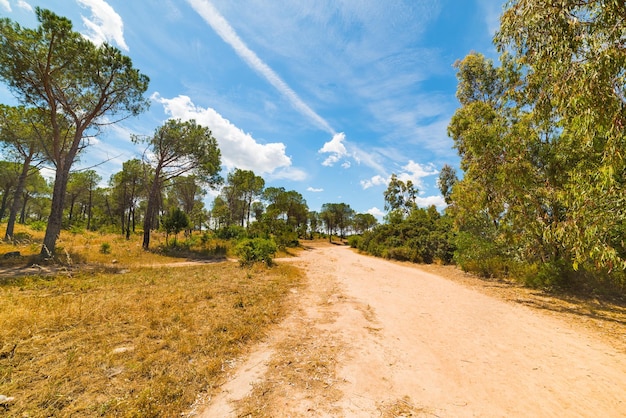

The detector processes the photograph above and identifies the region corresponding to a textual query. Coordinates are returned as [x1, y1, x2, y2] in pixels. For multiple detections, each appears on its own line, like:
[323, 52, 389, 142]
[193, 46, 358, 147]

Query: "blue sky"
[0, 0, 504, 218]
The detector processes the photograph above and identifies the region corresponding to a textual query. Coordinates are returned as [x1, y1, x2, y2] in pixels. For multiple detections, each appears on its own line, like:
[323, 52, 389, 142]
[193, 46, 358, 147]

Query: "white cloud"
[187, 0, 335, 134]
[360, 175, 387, 190]
[0, 0, 10, 12]
[397, 160, 438, 189]
[367, 207, 385, 218]
[153, 93, 295, 176]
[360, 160, 438, 191]
[17, 0, 32, 11]
[319, 132, 347, 166]
[416, 195, 446, 210]
[77, 0, 129, 51]
[268, 166, 307, 182]
[341, 161, 351, 169]
[307, 187, 323, 193]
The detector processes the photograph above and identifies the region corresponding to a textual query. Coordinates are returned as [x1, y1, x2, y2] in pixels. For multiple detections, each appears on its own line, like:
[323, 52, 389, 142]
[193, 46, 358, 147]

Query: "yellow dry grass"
[0, 225, 304, 417]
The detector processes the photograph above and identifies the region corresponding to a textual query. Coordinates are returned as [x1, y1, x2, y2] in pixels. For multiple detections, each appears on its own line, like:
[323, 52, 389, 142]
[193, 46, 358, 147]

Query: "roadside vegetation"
[0, 224, 303, 417]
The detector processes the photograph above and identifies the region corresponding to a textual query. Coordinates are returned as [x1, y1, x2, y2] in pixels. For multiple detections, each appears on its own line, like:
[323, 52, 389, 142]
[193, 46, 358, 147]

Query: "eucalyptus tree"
[134, 119, 221, 249]
[496, 0, 626, 271]
[383, 174, 418, 220]
[0, 8, 149, 255]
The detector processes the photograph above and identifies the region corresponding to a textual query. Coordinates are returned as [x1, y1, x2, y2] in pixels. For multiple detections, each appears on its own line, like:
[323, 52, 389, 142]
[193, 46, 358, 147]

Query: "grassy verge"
[0, 258, 302, 416]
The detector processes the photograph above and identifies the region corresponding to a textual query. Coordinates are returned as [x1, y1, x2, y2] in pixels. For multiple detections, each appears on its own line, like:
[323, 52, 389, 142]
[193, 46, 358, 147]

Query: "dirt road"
[199, 243, 626, 417]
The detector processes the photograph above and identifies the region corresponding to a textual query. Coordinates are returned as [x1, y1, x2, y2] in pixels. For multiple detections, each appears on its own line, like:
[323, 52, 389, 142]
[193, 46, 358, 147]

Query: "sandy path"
[199, 244, 626, 417]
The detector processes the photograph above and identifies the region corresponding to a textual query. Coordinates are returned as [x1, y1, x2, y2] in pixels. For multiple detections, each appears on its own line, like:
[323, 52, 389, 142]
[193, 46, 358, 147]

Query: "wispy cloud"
[307, 187, 324, 193]
[187, 0, 335, 135]
[77, 0, 128, 51]
[17, 1, 31, 11]
[153, 93, 299, 177]
[0, 0, 10, 12]
[360, 160, 438, 191]
[477, 0, 504, 36]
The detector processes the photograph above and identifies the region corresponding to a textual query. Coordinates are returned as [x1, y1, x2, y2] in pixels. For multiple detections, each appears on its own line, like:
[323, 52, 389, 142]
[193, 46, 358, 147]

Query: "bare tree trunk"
[41, 163, 71, 256]
[4, 156, 31, 240]
[19, 193, 28, 224]
[142, 172, 161, 250]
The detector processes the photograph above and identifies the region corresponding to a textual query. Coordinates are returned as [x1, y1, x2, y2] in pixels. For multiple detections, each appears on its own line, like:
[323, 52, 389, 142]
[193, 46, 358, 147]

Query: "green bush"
[99, 242, 112, 254]
[29, 220, 47, 231]
[347, 235, 362, 248]
[234, 238, 277, 267]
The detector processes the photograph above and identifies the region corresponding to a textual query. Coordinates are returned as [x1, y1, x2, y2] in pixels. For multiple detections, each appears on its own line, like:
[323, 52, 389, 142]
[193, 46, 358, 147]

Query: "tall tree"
[0, 161, 19, 221]
[0, 105, 47, 240]
[383, 174, 418, 220]
[496, 0, 626, 270]
[0, 8, 149, 256]
[437, 164, 458, 206]
[135, 119, 221, 249]
[110, 158, 148, 239]
[353, 213, 378, 235]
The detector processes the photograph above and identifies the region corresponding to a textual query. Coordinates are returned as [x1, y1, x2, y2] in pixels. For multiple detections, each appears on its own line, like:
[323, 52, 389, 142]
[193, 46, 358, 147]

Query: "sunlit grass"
[0, 224, 304, 416]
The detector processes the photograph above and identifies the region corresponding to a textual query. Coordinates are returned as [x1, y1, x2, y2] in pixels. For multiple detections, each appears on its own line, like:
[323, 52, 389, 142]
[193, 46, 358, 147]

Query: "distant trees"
[134, 119, 221, 249]
[0, 8, 150, 255]
[0, 105, 47, 240]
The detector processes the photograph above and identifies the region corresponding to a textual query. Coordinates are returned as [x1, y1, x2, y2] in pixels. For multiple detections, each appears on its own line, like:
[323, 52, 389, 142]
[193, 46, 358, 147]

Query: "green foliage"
[162, 207, 189, 245]
[99, 242, 111, 254]
[234, 238, 277, 267]
[29, 220, 46, 231]
[356, 207, 455, 265]
[347, 235, 362, 248]
[216, 225, 247, 240]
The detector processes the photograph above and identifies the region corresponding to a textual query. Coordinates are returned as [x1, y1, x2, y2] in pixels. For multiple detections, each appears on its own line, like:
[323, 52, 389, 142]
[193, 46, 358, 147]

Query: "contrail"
[187, 0, 336, 135]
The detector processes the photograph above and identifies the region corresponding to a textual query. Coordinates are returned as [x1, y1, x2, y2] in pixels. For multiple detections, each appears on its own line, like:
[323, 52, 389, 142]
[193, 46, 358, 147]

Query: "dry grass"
[0, 225, 304, 417]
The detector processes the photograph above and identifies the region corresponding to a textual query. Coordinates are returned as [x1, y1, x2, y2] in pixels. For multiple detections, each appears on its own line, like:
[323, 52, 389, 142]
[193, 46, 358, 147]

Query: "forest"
[1, 2, 626, 295]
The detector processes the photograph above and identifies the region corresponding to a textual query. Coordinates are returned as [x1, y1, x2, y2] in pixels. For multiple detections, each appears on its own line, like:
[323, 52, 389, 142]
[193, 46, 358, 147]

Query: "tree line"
[2, 4, 624, 292]
[0, 8, 380, 257]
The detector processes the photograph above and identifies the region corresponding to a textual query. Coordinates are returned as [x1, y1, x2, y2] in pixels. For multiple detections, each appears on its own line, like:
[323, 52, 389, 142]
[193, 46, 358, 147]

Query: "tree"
[383, 174, 418, 220]
[110, 158, 148, 239]
[135, 119, 221, 249]
[162, 207, 189, 245]
[320, 203, 354, 241]
[437, 164, 458, 206]
[0, 105, 47, 240]
[220, 169, 265, 227]
[0, 161, 19, 221]
[353, 213, 378, 235]
[64, 170, 100, 229]
[496, 0, 626, 271]
[0, 8, 150, 256]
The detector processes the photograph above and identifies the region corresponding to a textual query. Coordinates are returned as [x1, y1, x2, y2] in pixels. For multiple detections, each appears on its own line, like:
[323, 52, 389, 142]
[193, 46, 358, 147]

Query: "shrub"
[234, 238, 277, 267]
[347, 235, 362, 248]
[29, 220, 47, 231]
[99, 242, 112, 254]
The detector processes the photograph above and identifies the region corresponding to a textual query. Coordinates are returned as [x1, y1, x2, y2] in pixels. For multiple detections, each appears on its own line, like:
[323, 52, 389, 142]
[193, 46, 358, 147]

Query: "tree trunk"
[0, 187, 11, 221]
[4, 156, 31, 240]
[142, 173, 161, 250]
[87, 187, 93, 230]
[41, 163, 71, 256]
[126, 206, 132, 240]
[20, 193, 28, 224]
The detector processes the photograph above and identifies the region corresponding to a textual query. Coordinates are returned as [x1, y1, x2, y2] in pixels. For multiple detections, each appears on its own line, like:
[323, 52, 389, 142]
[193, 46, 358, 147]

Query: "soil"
[197, 241, 626, 417]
